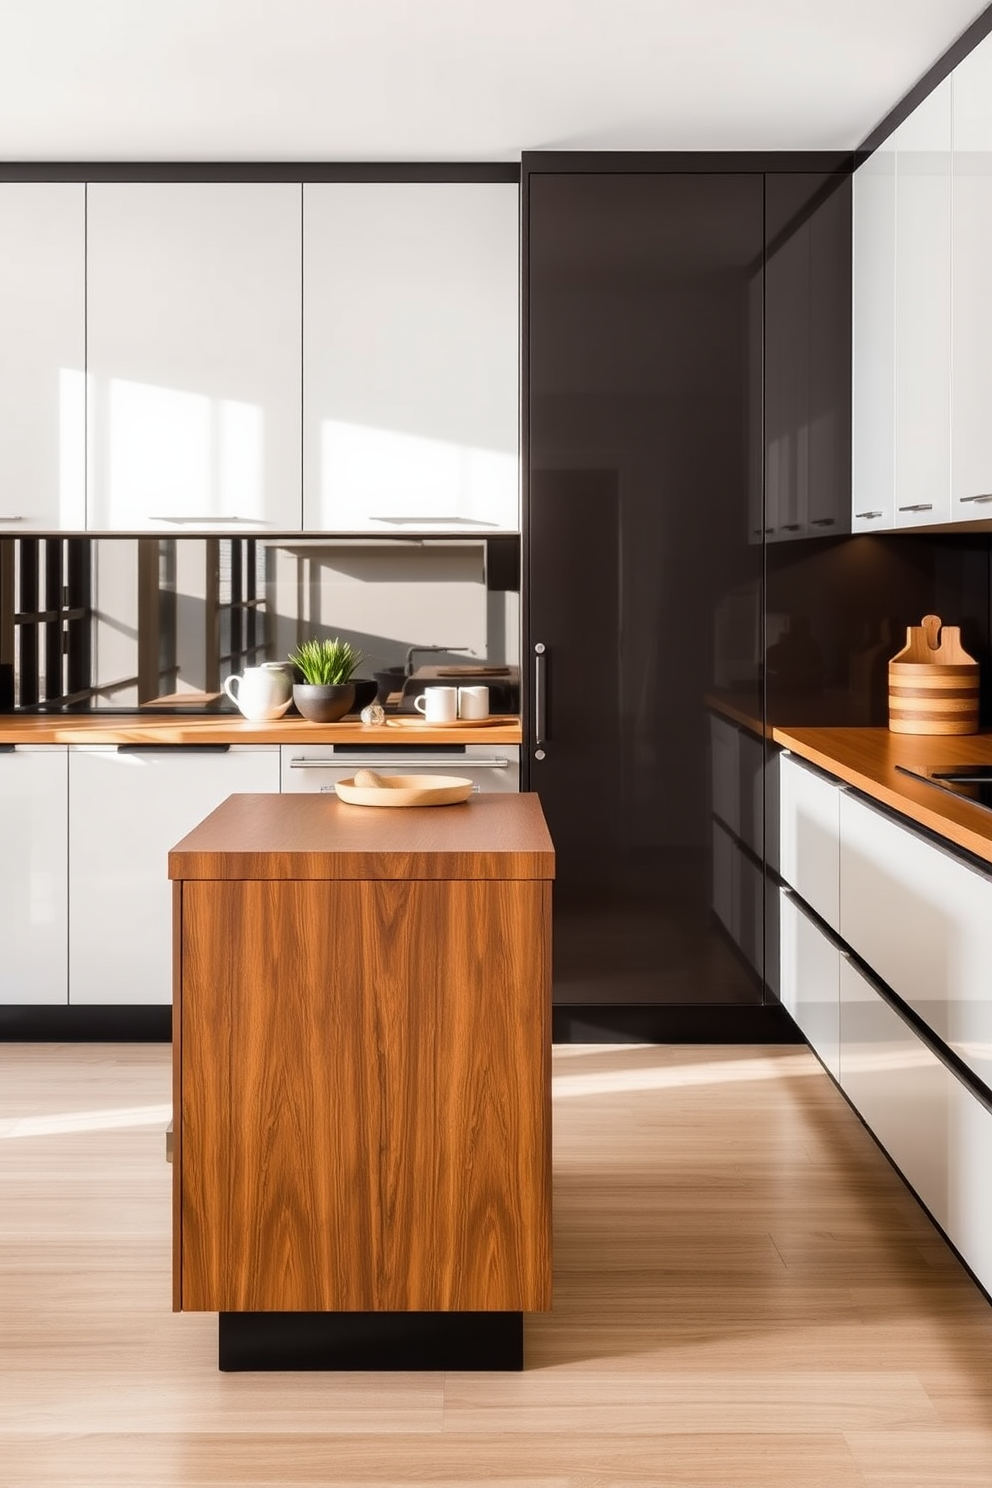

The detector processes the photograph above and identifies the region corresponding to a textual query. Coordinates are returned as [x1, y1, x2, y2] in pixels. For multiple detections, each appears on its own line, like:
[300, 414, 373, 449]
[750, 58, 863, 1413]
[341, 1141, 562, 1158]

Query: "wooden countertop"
[0, 714, 522, 747]
[169, 791, 554, 881]
[773, 725, 992, 867]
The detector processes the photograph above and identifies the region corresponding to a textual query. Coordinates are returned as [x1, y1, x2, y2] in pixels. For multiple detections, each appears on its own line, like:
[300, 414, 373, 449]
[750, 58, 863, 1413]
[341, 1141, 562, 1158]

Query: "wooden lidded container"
[888, 614, 979, 735]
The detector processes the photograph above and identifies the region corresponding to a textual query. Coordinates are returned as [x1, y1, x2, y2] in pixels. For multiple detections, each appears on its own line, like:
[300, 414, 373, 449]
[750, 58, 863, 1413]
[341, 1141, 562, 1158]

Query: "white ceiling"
[0, 0, 988, 162]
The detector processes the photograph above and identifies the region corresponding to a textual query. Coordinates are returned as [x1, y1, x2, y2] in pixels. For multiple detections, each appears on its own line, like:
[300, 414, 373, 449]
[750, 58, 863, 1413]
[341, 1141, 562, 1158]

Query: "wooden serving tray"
[334, 774, 474, 807]
[385, 714, 518, 730]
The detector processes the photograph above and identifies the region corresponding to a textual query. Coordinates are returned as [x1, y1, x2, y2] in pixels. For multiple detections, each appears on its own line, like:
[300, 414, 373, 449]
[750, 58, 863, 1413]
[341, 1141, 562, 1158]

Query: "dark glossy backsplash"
[765, 531, 992, 729]
[0, 534, 520, 712]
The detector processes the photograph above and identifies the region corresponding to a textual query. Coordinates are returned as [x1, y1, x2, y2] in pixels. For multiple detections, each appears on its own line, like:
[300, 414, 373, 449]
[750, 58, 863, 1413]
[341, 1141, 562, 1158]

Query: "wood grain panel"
[772, 724, 992, 864]
[171, 881, 182, 1313]
[0, 715, 521, 747]
[169, 792, 555, 882]
[178, 878, 552, 1313]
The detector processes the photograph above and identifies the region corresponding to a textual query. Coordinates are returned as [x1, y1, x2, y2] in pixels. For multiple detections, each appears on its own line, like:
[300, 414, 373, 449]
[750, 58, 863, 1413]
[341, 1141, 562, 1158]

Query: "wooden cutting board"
[888, 614, 979, 735]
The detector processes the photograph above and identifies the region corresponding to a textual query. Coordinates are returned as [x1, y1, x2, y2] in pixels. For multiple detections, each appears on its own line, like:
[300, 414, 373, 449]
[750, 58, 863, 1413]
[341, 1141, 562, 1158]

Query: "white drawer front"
[840, 957, 992, 1294]
[779, 753, 840, 931]
[780, 889, 840, 1079]
[839, 790, 992, 1091]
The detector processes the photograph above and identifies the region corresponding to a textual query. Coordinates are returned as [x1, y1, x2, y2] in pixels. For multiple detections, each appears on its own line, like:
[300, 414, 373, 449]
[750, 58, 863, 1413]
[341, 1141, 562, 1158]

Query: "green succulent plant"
[288, 637, 364, 686]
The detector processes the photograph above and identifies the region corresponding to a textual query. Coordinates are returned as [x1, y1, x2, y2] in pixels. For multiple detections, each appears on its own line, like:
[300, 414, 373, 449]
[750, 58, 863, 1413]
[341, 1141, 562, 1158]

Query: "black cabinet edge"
[0, 1005, 172, 1042]
[0, 163, 521, 184]
[521, 151, 854, 175]
[857, 2, 992, 160]
[551, 1003, 803, 1045]
[218, 1310, 524, 1372]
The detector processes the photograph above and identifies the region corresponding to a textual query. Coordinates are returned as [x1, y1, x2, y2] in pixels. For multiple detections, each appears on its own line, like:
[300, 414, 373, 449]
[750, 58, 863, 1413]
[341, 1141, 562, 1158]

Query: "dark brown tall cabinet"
[523, 164, 767, 1028]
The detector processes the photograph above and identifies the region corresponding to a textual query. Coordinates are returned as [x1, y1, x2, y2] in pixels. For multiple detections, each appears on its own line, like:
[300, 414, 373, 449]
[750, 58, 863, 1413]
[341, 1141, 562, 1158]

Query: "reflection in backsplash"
[764, 532, 992, 728]
[1, 535, 519, 711]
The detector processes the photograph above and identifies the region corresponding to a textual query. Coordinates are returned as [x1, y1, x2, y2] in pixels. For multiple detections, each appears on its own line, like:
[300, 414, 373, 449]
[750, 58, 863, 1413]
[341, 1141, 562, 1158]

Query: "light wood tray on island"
[335, 773, 474, 807]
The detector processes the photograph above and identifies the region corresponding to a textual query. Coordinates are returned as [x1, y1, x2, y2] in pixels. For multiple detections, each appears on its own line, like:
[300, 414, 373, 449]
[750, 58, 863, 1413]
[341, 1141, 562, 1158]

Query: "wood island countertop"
[773, 725, 992, 867]
[0, 714, 522, 747]
[169, 790, 554, 881]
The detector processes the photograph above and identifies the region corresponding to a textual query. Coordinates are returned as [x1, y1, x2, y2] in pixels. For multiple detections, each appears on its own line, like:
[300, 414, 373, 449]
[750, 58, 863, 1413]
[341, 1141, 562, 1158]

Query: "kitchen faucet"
[404, 644, 472, 677]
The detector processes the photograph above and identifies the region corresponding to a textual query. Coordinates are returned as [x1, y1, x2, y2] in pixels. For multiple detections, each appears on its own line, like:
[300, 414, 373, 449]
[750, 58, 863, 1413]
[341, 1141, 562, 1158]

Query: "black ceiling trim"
[0, 162, 521, 184]
[521, 151, 853, 175]
[857, 2, 992, 162]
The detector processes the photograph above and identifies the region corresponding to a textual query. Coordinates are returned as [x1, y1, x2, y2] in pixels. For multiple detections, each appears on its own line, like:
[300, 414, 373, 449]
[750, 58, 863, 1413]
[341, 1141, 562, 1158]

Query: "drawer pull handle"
[810, 517, 836, 527]
[854, 510, 883, 519]
[149, 514, 257, 524]
[959, 493, 992, 504]
[898, 503, 933, 513]
[288, 755, 510, 769]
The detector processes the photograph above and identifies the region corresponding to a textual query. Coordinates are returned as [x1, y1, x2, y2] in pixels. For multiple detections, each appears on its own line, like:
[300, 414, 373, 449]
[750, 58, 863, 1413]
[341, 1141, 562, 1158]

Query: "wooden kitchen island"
[168, 791, 554, 1371]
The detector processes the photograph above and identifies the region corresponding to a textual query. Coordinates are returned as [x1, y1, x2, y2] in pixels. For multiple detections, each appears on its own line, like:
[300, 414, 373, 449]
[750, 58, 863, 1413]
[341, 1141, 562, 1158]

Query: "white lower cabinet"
[839, 790, 992, 1091]
[779, 752, 841, 932]
[840, 956, 992, 1293]
[779, 888, 840, 1080]
[0, 747, 68, 1006]
[68, 745, 280, 1005]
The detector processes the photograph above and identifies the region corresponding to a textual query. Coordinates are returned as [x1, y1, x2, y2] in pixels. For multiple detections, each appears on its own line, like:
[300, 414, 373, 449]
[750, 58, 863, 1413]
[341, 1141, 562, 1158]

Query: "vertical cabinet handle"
[534, 642, 547, 748]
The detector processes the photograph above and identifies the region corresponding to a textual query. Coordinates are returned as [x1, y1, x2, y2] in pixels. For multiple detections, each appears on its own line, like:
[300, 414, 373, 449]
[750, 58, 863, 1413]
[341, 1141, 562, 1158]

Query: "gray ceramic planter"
[292, 683, 356, 723]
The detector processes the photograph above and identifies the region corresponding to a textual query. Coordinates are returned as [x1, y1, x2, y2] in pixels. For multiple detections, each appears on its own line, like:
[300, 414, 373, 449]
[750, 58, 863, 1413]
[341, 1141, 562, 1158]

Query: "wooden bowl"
[334, 774, 474, 808]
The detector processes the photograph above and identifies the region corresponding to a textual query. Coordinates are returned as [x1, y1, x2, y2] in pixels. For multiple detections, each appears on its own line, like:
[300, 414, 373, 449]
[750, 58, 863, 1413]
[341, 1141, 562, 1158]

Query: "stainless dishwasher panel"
[280, 743, 520, 794]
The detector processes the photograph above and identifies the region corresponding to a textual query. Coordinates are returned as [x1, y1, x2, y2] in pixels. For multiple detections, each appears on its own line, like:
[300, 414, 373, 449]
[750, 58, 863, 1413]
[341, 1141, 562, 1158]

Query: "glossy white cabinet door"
[303, 182, 519, 533]
[852, 141, 895, 532]
[779, 888, 840, 1079]
[778, 753, 841, 932]
[0, 747, 68, 1005]
[68, 746, 280, 1005]
[839, 957, 954, 1232]
[0, 184, 85, 531]
[839, 957, 992, 1295]
[952, 33, 992, 517]
[893, 78, 952, 528]
[86, 183, 302, 532]
[839, 790, 992, 1091]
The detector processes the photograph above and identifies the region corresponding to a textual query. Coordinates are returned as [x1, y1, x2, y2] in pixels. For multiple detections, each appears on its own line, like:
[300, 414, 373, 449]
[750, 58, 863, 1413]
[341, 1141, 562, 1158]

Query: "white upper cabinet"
[853, 78, 952, 533]
[892, 77, 952, 527]
[952, 33, 992, 517]
[0, 184, 85, 531]
[303, 182, 519, 533]
[852, 139, 895, 531]
[86, 183, 302, 533]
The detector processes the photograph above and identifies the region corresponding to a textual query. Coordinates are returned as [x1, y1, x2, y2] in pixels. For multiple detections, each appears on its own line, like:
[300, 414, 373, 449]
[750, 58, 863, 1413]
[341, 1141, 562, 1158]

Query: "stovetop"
[895, 763, 992, 812]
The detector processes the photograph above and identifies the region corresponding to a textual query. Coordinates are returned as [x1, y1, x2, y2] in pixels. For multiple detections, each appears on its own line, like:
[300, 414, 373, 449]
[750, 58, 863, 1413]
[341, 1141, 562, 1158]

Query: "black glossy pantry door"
[525, 171, 764, 1007]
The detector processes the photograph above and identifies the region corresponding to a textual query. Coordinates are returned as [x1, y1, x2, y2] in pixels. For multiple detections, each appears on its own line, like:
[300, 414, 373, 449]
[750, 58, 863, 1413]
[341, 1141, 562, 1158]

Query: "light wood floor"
[2, 1041, 992, 1487]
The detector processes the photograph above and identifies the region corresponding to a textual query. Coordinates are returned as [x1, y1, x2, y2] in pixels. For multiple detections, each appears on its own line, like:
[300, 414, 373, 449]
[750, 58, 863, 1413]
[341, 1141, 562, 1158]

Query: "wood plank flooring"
[2, 1041, 992, 1486]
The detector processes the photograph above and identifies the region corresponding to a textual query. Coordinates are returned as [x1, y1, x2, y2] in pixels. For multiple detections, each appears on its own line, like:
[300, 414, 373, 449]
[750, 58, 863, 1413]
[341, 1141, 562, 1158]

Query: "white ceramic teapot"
[223, 664, 293, 721]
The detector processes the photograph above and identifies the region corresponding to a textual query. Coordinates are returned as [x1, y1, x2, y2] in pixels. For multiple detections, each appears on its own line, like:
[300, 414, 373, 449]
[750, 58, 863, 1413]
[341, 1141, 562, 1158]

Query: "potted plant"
[288, 637, 365, 723]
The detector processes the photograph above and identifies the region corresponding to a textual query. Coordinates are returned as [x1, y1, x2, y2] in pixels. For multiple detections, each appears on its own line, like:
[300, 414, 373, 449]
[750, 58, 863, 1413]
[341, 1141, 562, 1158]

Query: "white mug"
[223, 665, 293, 721]
[414, 686, 458, 723]
[457, 685, 489, 720]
